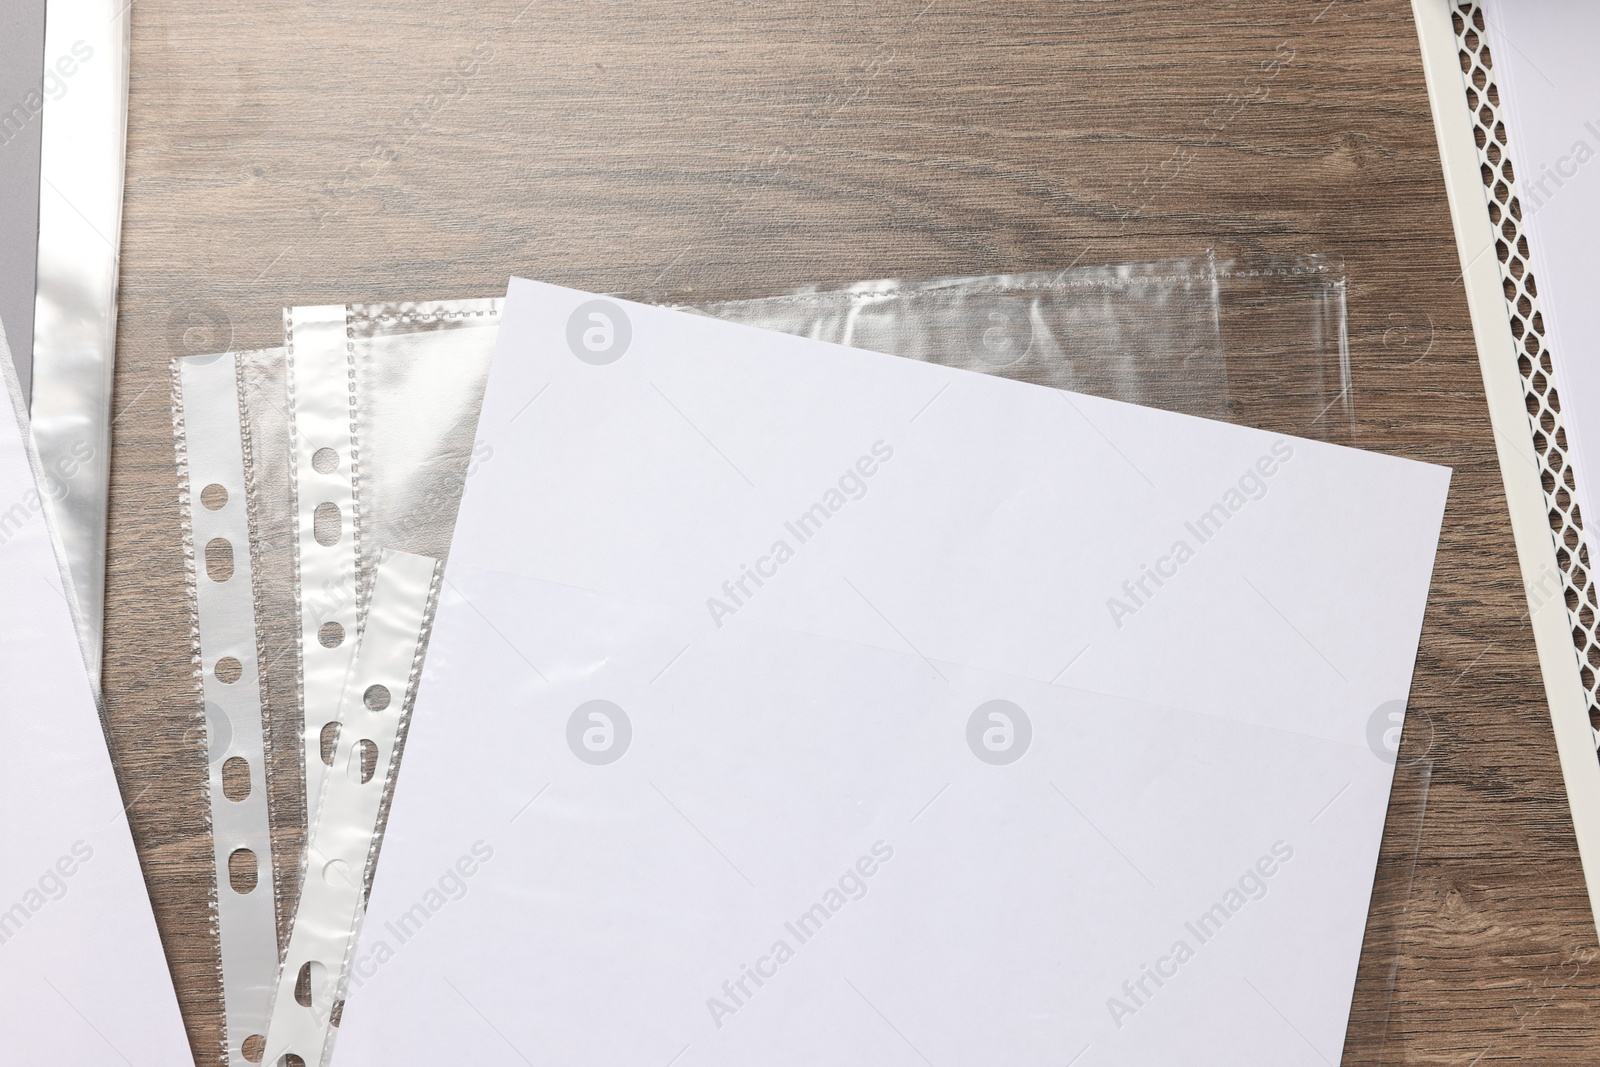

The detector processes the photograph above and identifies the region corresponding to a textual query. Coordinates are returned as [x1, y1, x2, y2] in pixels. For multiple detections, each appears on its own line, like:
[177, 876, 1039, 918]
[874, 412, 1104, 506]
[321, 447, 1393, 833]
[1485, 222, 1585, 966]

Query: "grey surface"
[0, 0, 45, 400]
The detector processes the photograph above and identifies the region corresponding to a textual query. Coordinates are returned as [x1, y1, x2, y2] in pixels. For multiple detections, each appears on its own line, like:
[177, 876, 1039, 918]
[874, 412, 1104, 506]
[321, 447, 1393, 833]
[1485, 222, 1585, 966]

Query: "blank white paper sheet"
[0, 331, 189, 1062]
[337, 280, 1451, 1066]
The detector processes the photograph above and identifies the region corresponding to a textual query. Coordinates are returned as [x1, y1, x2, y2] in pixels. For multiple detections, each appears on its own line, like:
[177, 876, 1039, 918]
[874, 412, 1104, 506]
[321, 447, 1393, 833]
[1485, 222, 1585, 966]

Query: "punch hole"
[363, 683, 391, 711]
[200, 483, 229, 510]
[320, 721, 340, 767]
[323, 858, 355, 890]
[313, 501, 342, 546]
[318, 621, 345, 648]
[205, 537, 234, 582]
[222, 756, 251, 801]
[331, 1000, 344, 1028]
[228, 848, 258, 894]
[294, 961, 327, 1009]
[312, 447, 340, 474]
[240, 1035, 264, 1063]
[348, 738, 378, 784]
[214, 656, 242, 684]
[282, 1056, 306, 1067]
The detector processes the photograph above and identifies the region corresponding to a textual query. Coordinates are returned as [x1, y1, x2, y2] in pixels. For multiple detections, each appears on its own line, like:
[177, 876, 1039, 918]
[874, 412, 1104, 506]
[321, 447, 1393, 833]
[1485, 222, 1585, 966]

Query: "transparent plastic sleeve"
[686, 254, 1352, 444]
[170, 351, 284, 1066]
[176, 255, 1387, 1060]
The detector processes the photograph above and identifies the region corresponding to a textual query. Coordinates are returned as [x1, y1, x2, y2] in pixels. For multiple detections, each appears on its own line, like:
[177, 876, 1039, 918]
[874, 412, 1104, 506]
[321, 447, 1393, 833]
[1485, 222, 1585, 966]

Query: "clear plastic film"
[689, 261, 1233, 414]
[691, 254, 1353, 444]
[31, 0, 133, 682]
[235, 346, 309, 932]
[176, 338, 450, 1067]
[346, 300, 500, 585]
[170, 351, 284, 1066]
[184, 255, 1379, 1060]
[169, 343, 346, 1064]
[262, 550, 438, 1067]
[286, 306, 366, 840]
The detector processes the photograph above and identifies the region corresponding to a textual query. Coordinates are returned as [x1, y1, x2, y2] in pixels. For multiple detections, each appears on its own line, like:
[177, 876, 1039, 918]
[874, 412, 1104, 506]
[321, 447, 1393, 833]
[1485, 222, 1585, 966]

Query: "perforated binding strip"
[1451, 3, 1600, 750]
[286, 305, 365, 830]
[261, 550, 439, 1067]
[172, 352, 283, 1066]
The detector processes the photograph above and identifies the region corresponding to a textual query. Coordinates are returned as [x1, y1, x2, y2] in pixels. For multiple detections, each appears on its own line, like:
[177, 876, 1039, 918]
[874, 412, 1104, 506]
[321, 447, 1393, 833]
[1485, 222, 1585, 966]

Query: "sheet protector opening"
[684, 255, 1353, 444]
[332, 279, 1449, 1067]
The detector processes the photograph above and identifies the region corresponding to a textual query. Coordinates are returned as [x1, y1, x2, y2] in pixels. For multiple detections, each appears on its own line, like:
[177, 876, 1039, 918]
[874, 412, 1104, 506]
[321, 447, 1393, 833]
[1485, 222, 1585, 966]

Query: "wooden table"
[107, 0, 1596, 1061]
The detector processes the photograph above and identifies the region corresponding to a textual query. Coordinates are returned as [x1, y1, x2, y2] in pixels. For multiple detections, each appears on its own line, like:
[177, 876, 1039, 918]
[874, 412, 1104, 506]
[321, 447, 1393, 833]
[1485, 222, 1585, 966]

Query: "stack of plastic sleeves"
[166, 257, 1365, 1066]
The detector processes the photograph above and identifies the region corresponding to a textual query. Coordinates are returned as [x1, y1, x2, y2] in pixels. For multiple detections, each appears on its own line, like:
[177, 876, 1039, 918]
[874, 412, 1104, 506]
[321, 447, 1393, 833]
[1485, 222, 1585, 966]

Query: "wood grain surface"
[105, 0, 1597, 1062]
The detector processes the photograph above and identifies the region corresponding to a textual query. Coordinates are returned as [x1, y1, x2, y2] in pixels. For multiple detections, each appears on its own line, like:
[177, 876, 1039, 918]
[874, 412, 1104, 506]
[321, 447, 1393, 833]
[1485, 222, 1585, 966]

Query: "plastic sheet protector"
[30, 0, 132, 680]
[171, 351, 282, 1065]
[263, 550, 438, 1067]
[286, 306, 364, 833]
[0, 331, 189, 1062]
[336, 280, 1450, 1066]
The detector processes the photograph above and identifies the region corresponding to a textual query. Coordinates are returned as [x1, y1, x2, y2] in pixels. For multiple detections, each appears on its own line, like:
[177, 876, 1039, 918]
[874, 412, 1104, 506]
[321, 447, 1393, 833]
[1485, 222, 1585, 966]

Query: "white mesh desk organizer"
[1414, 0, 1600, 933]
